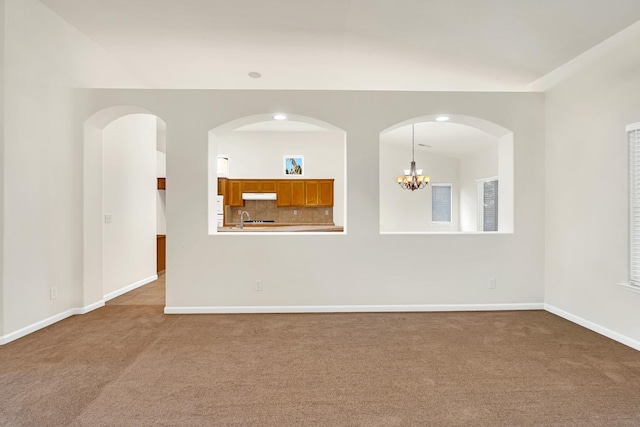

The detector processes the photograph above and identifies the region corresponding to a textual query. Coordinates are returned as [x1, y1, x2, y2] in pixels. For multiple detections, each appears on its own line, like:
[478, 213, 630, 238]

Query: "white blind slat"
[432, 185, 452, 223]
[483, 180, 499, 232]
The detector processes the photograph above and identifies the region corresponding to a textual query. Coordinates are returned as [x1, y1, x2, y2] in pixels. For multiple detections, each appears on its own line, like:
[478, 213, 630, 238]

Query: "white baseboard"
[164, 303, 544, 315]
[9, 301, 638, 353]
[0, 299, 105, 345]
[545, 304, 640, 352]
[76, 300, 105, 314]
[103, 274, 157, 301]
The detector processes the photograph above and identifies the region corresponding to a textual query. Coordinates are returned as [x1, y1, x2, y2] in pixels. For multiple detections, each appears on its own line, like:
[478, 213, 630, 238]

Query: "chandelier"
[397, 123, 430, 191]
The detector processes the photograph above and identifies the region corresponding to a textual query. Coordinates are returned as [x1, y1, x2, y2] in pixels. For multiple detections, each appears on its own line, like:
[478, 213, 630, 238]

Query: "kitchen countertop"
[218, 224, 344, 233]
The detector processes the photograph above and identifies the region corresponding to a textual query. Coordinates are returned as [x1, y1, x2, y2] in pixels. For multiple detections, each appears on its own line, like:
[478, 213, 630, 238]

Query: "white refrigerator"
[216, 195, 224, 227]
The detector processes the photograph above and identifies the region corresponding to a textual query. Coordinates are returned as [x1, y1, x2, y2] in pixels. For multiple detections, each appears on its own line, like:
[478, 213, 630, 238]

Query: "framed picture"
[283, 155, 304, 176]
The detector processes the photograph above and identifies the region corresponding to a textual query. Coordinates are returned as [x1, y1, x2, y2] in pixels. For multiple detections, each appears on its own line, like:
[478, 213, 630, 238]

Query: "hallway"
[107, 272, 165, 306]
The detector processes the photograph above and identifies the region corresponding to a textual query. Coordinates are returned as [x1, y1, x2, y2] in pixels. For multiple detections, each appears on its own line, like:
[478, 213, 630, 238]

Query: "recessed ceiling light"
[435, 116, 450, 122]
[273, 114, 287, 120]
[248, 71, 262, 79]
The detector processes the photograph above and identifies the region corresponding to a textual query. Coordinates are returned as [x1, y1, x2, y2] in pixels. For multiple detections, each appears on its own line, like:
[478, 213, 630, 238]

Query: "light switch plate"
[105, 213, 113, 223]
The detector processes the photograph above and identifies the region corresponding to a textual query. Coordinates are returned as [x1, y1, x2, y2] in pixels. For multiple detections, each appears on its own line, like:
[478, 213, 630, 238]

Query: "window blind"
[630, 129, 640, 285]
[432, 185, 452, 223]
[483, 180, 499, 232]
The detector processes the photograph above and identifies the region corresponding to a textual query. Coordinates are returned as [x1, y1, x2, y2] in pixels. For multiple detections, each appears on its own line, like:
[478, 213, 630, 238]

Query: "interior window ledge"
[618, 282, 640, 294]
[379, 231, 514, 235]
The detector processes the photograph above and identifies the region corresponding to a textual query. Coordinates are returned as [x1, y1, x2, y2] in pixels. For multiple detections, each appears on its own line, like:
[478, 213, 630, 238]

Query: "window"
[432, 183, 452, 223]
[478, 177, 499, 232]
[217, 155, 229, 177]
[629, 124, 640, 286]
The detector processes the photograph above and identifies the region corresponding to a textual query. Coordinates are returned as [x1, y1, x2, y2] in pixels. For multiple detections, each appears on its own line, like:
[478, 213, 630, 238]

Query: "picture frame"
[283, 155, 304, 176]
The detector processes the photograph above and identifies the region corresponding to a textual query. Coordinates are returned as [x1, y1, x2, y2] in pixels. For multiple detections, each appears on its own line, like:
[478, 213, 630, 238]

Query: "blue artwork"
[284, 156, 303, 175]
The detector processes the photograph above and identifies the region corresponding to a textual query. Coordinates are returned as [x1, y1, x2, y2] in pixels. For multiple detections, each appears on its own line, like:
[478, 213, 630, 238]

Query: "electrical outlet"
[50, 287, 58, 300]
[325, 209, 329, 215]
[293, 210, 297, 215]
[488, 278, 496, 289]
[104, 213, 113, 223]
[238, 209, 242, 215]
[255, 280, 263, 291]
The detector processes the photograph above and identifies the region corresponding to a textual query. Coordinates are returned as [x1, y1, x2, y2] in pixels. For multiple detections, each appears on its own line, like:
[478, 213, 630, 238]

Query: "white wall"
[73, 90, 545, 315]
[102, 114, 157, 296]
[0, 0, 5, 337]
[157, 151, 167, 235]
[1, 0, 142, 338]
[217, 131, 345, 226]
[380, 143, 460, 232]
[545, 25, 640, 345]
[459, 148, 499, 232]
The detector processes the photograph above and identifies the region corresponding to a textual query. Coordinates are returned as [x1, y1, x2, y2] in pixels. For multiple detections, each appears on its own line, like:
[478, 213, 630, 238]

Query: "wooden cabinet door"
[156, 235, 166, 273]
[261, 180, 277, 192]
[318, 180, 334, 206]
[276, 181, 292, 206]
[305, 181, 319, 206]
[241, 180, 260, 192]
[217, 178, 227, 196]
[291, 181, 305, 206]
[228, 180, 243, 206]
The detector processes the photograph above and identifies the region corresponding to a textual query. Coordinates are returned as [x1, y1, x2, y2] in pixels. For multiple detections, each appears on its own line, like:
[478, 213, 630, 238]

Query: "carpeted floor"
[1, 276, 640, 426]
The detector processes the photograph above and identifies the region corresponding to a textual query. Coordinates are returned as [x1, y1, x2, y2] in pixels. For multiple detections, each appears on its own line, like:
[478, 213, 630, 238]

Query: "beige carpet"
[1, 282, 640, 426]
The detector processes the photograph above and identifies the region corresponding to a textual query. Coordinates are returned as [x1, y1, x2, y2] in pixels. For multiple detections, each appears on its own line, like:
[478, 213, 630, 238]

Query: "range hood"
[242, 193, 277, 201]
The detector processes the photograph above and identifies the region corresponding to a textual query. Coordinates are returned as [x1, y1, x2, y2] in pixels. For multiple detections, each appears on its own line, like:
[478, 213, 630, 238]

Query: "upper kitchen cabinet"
[276, 181, 292, 206]
[276, 180, 305, 206]
[292, 181, 306, 206]
[305, 181, 319, 206]
[217, 178, 227, 196]
[227, 180, 243, 206]
[318, 180, 334, 207]
[277, 179, 333, 207]
[226, 179, 333, 207]
[242, 180, 277, 193]
[305, 179, 334, 206]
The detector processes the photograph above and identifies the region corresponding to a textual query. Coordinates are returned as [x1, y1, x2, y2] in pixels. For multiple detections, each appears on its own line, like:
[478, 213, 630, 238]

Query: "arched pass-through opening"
[379, 114, 514, 234]
[208, 113, 347, 235]
[83, 105, 167, 309]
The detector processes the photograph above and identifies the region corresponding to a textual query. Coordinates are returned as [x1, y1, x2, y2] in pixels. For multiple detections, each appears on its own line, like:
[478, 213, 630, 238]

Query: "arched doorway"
[83, 106, 167, 308]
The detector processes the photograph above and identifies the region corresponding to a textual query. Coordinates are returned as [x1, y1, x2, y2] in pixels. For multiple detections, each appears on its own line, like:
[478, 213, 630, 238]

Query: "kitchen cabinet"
[276, 181, 292, 206]
[318, 180, 334, 206]
[242, 180, 277, 193]
[225, 179, 333, 207]
[227, 180, 243, 206]
[276, 180, 304, 206]
[156, 235, 166, 272]
[303, 179, 334, 207]
[157, 178, 166, 190]
[292, 181, 305, 206]
[241, 180, 260, 192]
[305, 181, 318, 206]
[217, 178, 227, 196]
[261, 181, 277, 192]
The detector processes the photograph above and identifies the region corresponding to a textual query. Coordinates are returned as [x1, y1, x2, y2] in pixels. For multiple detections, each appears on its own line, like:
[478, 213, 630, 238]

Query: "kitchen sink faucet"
[239, 211, 250, 229]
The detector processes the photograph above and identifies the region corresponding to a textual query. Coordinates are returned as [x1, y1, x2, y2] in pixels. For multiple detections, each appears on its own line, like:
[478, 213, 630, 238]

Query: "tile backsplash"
[225, 200, 333, 225]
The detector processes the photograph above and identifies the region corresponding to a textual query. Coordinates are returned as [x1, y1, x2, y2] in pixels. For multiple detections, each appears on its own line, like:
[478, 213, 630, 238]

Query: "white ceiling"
[39, 0, 640, 91]
[381, 122, 497, 159]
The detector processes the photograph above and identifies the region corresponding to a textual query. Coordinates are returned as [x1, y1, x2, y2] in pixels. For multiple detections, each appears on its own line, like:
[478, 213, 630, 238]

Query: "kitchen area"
[212, 118, 345, 233]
